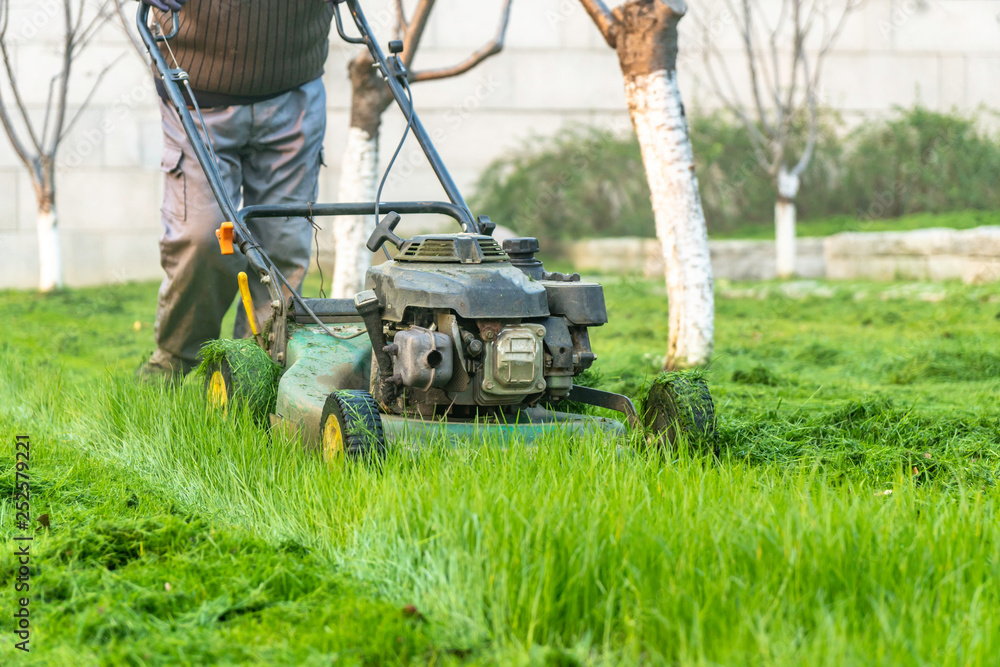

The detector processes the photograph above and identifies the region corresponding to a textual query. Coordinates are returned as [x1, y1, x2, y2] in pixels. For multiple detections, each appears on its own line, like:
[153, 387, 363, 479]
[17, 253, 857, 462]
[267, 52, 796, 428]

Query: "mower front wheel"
[643, 372, 717, 454]
[320, 390, 387, 463]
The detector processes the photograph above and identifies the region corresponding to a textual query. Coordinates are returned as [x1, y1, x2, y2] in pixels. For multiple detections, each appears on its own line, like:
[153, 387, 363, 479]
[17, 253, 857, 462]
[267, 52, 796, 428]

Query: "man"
[138, 0, 335, 381]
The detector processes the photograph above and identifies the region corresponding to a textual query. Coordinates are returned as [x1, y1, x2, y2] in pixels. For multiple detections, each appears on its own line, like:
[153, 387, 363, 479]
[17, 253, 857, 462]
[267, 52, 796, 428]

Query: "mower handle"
[136, 3, 480, 237]
[153, 11, 179, 42]
[238, 201, 476, 231]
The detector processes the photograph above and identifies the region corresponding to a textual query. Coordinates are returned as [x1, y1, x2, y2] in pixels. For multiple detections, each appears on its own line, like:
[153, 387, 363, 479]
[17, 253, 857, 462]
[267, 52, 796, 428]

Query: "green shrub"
[472, 113, 840, 239]
[471, 106, 1000, 241]
[843, 106, 1000, 219]
[691, 111, 843, 231]
[472, 127, 654, 242]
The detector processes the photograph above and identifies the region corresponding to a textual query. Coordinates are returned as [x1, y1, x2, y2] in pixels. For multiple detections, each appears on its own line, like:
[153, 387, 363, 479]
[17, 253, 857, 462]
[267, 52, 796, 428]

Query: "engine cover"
[366, 255, 549, 322]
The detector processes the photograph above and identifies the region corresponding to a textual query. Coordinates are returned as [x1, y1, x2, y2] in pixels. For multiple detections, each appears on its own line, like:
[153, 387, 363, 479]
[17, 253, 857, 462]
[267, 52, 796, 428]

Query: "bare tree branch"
[0, 79, 31, 169]
[49, 0, 76, 156]
[735, 0, 772, 135]
[0, 6, 44, 155]
[115, 0, 150, 64]
[579, 0, 617, 48]
[0, 0, 119, 172]
[0, 1, 33, 167]
[781, 0, 805, 126]
[394, 0, 407, 37]
[400, 0, 436, 67]
[700, 0, 860, 181]
[741, 0, 780, 127]
[40, 75, 59, 150]
[791, 49, 818, 177]
[410, 0, 513, 83]
[767, 0, 786, 122]
[699, 21, 772, 171]
[71, 1, 114, 59]
[73, 0, 86, 38]
[58, 52, 126, 144]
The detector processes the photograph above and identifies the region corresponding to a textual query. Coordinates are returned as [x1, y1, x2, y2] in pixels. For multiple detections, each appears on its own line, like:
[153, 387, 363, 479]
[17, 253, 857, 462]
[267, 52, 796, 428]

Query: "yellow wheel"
[319, 390, 386, 464]
[208, 370, 229, 409]
[322, 410, 345, 461]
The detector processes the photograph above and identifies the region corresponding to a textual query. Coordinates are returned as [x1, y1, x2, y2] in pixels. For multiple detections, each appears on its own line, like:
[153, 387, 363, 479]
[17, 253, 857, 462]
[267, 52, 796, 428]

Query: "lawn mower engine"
[357, 227, 606, 420]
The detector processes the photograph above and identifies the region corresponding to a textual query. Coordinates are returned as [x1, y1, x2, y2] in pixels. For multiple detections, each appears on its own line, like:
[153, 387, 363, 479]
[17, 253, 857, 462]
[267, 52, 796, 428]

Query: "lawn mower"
[137, 1, 715, 460]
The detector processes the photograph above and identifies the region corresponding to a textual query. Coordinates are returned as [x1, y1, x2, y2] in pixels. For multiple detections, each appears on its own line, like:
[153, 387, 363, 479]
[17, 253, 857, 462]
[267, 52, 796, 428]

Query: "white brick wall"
[2, 0, 999, 288]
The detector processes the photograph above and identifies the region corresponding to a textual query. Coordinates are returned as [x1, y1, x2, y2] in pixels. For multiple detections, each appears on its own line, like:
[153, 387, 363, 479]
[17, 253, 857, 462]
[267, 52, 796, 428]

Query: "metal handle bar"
[154, 11, 179, 41]
[335, 0, 477, 231]
[239, 201, 475, 229]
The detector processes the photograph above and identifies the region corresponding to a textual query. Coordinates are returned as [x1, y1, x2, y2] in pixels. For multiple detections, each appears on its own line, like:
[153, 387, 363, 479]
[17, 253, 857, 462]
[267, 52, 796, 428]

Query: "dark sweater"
[155, 0, 334, 105]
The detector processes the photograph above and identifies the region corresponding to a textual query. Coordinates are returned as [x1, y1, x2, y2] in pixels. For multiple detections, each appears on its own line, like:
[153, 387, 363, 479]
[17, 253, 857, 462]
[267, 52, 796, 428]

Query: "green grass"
[711, 209, 1000, 241]
[2, 278, 999, 664]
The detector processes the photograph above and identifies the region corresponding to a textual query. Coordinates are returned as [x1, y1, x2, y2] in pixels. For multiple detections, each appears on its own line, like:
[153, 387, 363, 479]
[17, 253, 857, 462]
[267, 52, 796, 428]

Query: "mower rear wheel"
[643, 373, 717, 453]
[201, 344, 278, 421]
[204, 359, 234, 411]
[320, 390, 386, 463]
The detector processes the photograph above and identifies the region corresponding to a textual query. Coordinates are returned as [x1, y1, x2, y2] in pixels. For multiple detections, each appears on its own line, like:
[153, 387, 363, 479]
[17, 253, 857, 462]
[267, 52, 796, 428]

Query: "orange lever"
[216, 222, 234, 255]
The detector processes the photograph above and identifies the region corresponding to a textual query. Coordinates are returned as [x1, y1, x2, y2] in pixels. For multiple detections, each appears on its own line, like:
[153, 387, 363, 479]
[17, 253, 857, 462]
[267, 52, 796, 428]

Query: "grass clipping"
[196, 339, 281, 419]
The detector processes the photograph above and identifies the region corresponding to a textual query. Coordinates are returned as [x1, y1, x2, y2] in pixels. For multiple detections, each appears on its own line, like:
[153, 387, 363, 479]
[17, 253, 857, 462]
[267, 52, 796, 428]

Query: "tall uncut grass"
[74, 373, 1000, 664]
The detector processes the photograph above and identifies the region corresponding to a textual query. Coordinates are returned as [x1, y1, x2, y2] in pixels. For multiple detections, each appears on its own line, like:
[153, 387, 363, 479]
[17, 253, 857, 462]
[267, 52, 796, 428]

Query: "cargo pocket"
[161, 142, 186, 221]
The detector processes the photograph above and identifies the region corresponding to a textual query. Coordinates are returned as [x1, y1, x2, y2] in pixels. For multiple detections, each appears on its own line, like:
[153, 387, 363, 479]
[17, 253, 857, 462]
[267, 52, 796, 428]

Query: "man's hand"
[142, 0, 188, 12]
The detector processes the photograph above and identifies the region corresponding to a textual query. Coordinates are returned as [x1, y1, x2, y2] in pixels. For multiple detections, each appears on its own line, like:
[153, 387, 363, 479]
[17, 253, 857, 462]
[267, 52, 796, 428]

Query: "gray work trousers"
[154, 78, 326, 370]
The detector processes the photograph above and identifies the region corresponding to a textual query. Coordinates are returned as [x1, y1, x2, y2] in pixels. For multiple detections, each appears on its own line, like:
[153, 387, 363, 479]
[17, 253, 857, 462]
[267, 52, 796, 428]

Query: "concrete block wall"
[2, 0, 1000, 288]
[568, 227, 1000, 284]
[568, 237, 827, 281]
[825, 227, 1000, 283]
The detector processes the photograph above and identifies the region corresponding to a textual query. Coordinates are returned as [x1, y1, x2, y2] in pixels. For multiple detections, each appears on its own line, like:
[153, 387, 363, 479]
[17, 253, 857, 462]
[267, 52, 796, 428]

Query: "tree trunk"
[333, 127, 379, 298]
[775, 165, 800, 279]
[614, 0, 713, 369]
[35, 187, 62, 292]
[332, 56, 391, 299]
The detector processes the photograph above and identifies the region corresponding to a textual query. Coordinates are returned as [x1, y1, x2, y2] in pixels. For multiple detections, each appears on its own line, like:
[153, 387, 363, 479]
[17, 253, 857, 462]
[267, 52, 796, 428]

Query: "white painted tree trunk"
[37, 203, 62, 292]
[625, 69, 714, 369]
[332, 126, 379, 298]
[775, 166, 800, 279]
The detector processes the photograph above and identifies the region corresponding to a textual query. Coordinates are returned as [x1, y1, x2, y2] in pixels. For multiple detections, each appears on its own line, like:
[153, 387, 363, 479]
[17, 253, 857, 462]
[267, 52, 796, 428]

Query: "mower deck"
[380, 409, 627, 447]
[273, 324, 627, 448]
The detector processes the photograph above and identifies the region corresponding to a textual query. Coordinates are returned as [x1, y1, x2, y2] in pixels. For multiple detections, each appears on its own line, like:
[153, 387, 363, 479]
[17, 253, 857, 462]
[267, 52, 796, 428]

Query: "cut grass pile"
[1, 277, 999, 665]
